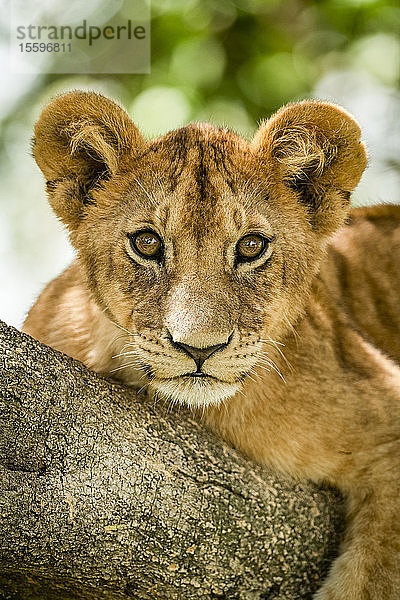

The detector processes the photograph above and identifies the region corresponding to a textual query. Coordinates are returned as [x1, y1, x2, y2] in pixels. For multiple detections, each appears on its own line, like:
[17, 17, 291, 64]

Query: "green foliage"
[100, 0, 400, 134]
[6, 0, 400, 136]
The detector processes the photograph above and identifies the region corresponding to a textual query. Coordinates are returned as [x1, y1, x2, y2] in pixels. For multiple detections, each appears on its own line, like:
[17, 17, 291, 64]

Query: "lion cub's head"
[33, 91, 366, 407]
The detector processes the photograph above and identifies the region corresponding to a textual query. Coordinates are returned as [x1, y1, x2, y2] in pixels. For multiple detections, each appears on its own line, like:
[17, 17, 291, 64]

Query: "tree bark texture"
[0, 320, 345, 600]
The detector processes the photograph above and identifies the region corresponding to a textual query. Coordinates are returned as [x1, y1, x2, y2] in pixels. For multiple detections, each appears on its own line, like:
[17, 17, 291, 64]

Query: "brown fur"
[24, 91, 400, 599]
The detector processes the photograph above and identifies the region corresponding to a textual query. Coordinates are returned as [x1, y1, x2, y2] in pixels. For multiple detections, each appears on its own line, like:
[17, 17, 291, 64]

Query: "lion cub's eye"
[236, 234, 269, 263]
[128, 230, 163, 260]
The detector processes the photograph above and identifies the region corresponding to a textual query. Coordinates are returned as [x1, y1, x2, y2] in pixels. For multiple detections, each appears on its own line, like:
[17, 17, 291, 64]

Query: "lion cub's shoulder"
[322, 203, 400, 363]
[347, 203, 400, 228]
[332, 203, 400, 255]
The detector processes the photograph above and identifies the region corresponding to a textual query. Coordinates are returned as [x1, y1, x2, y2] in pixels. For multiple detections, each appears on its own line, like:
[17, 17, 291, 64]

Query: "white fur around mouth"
[148, 375, 240, 409]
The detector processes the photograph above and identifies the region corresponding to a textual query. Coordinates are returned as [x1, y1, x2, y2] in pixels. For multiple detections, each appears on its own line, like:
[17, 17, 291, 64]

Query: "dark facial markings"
[144, 125, 239, 195]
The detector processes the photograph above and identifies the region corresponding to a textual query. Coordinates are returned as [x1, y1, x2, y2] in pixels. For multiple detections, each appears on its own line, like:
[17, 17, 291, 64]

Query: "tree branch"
[0, 321, 344, 599]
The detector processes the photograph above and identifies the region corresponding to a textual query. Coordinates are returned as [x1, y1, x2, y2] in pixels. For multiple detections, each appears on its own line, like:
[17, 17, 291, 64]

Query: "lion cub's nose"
[166, 330, 232, 370]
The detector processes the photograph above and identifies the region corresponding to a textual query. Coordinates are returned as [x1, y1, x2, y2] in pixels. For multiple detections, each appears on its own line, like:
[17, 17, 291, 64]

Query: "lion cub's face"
[33, 92, 367, 407]
[82, 134, 292, 407]
[84, 132, 295, 407]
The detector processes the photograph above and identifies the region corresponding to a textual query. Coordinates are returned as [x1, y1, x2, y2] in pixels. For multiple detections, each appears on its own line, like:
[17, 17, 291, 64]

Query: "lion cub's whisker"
[246, 372, 258, 384]
[258, 349, 281, 364]
[255, 365, 273, 378]
[110, 320, 136, 337]
[260, 337, 285, 347]
[110, 360, 146, 374]
[136, 381, 150, 395]
[111, 350, 140, 359]
[261, 336, 290, 362]
[256, 354, 286, 383]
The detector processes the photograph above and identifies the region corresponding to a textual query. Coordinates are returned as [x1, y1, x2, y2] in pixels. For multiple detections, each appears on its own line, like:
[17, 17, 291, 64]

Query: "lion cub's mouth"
[183, 372, 217, 379]
[148, 373, 242, 409]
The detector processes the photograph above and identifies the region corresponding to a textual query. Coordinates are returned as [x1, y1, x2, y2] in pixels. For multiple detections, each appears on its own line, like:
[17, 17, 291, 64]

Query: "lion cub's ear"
[252, 100, 367, 234]
[33, 91, 146, 230]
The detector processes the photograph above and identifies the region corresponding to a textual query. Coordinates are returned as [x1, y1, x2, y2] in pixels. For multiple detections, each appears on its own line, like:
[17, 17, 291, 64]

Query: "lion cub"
[24, 91, 400, 599]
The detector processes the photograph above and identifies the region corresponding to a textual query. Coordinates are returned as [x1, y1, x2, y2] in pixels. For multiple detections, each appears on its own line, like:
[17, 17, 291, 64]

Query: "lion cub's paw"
[313, 578, 362, 600]
[313, 551, 395, 600]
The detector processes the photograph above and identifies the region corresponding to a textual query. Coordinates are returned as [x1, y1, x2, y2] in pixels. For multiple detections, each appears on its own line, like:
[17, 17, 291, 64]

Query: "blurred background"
[1, 0, 399, 328]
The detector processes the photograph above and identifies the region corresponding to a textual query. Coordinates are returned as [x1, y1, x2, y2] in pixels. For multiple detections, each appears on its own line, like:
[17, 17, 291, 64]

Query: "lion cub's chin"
[148, 376, 240, 409]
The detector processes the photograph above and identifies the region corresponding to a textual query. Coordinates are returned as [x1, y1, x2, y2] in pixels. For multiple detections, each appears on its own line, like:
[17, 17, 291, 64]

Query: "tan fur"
[24, 91, 400, 599]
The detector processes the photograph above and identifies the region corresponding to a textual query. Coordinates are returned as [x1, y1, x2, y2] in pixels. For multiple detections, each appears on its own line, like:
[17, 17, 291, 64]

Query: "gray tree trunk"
[0, 320, 344, 600]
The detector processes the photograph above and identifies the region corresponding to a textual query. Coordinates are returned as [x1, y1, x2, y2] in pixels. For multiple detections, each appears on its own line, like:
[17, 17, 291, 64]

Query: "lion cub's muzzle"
[166, 329, 233, 377]
[132, 309, 262, 406]
[141, 327, 260, 409]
